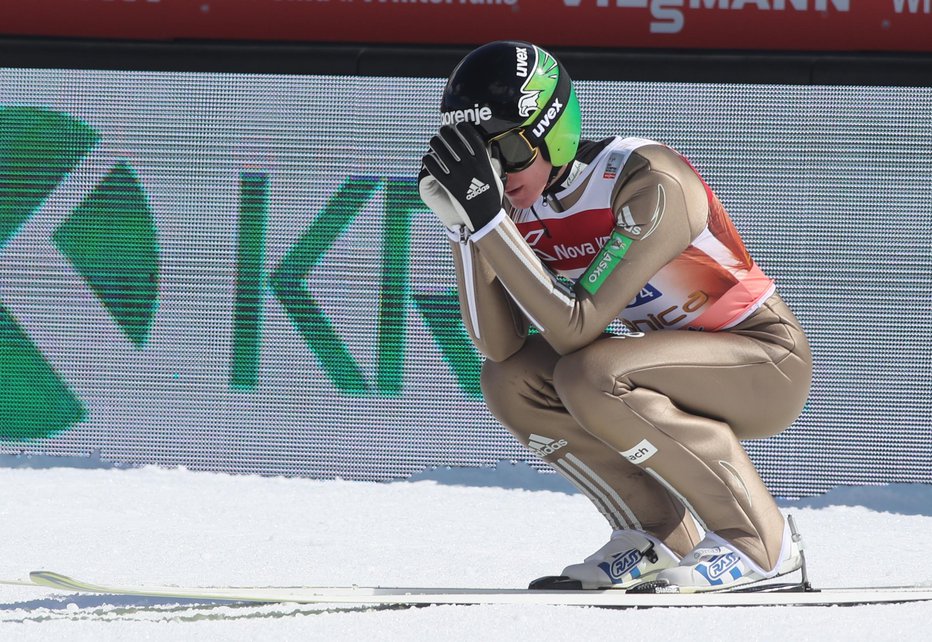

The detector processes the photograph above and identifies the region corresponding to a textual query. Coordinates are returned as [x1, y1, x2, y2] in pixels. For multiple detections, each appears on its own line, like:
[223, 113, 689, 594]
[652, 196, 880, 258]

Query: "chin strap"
[546, 163, 564, 189]
[543, 162, 572, 198]
[536, 142, 561, 189]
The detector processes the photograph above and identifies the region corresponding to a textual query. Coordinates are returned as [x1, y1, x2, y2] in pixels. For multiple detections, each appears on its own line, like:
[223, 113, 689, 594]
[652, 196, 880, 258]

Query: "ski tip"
[30, 570, 66, 581]
[28, 570, 86, 591]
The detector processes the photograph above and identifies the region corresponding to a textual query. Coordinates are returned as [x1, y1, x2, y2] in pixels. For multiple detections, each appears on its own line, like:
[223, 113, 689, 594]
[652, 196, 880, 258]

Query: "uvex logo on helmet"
[441, 103, 492, 126]
[531, 99, 563, 139]
[515, 47, 529, 78]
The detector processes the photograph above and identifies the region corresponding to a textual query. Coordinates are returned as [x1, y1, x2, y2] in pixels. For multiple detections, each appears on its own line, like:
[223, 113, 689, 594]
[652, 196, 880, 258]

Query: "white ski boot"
[635, 517, 804, 593]
[529, 530, 681, 590]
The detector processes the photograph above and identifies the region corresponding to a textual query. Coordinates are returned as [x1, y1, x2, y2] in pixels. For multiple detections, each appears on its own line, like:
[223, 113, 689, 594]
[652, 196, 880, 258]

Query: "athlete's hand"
[418, 163, 464, 230]
[419, 123, 504, 232]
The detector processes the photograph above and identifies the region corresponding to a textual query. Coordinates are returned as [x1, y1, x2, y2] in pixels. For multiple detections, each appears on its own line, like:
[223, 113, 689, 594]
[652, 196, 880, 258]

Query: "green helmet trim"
[518, 46, 581, 167]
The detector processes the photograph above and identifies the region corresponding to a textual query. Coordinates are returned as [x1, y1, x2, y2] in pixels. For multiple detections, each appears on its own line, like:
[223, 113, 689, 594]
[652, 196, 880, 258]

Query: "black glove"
[420, 123, 504, 232]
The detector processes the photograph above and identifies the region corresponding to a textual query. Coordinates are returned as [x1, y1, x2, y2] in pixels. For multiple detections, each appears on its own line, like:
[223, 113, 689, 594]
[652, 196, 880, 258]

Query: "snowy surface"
[1, 463, 931, 641]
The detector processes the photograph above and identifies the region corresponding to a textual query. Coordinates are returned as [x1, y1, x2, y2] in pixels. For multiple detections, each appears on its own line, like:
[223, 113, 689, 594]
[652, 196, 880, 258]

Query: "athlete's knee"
[552, 340, 629, 405]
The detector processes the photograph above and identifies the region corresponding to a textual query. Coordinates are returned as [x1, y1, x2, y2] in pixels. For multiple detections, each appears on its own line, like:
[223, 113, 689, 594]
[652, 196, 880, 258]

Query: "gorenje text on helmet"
[441, 104, 492, 126]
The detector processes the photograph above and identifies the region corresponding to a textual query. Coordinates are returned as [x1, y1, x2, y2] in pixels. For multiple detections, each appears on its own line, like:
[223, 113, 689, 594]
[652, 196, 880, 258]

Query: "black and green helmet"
[440, 41, 582, 167]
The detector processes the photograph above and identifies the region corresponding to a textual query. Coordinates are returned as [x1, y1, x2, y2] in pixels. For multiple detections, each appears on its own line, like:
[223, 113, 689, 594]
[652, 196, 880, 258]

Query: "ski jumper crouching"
[419, 41, 812, 591]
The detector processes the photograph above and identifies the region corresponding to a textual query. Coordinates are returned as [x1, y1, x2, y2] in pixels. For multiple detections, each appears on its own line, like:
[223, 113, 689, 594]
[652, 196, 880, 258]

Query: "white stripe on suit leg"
[555, 458, 627, 530]
[565, 453, 642, 531]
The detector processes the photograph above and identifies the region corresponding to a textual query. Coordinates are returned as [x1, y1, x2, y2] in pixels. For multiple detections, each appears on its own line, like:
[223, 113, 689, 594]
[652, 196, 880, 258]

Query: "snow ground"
[1, 463, 930, 641]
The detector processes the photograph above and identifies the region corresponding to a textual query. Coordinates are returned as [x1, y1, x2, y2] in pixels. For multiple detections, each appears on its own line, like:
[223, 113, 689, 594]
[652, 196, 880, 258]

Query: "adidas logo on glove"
[465, 177, 490, 200]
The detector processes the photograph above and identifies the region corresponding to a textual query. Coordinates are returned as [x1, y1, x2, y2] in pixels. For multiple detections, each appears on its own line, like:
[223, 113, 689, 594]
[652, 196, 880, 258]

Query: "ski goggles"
[488, 128, 539, 174]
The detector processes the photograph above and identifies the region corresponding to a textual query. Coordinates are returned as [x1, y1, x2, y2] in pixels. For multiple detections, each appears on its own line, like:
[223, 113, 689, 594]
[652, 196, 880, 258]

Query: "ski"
[11, 571, 932, 608]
